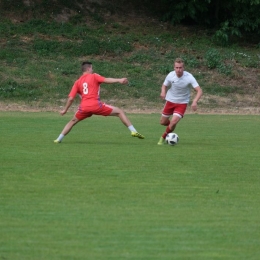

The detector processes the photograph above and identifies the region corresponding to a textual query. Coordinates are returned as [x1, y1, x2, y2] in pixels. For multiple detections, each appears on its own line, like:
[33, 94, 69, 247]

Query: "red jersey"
[69, 73, 105, 108]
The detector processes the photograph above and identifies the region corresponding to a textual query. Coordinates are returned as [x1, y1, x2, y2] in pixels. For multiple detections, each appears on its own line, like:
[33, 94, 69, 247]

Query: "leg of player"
[158, 114, 181, 145]
[109, 106, 145, 139]
[54, 116, 80, 143]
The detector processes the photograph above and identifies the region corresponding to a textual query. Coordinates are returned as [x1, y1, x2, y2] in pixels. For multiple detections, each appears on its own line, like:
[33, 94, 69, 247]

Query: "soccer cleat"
[54, 139, 61, 143]
[157, 137, 165, 145]
[131, 131, 145, 139]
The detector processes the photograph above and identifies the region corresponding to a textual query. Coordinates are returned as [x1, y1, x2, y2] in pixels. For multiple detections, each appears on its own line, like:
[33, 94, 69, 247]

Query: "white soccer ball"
[166, 133, 179, 146]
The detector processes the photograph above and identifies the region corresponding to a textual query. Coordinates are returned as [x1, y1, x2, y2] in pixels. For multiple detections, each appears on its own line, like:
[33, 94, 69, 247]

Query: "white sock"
[128, 125, 137, 132]
[57, 134, 65, 141]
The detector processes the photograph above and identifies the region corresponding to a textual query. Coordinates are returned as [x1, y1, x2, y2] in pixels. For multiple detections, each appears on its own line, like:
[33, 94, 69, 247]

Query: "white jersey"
[163, 71, 199, 104]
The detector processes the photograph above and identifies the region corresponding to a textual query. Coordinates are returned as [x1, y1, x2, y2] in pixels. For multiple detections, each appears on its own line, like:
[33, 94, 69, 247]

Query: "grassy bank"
[0, 5, 259, 111]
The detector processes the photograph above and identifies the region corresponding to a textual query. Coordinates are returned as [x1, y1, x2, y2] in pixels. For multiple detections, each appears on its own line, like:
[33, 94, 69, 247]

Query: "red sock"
[162, 126, 172, 139]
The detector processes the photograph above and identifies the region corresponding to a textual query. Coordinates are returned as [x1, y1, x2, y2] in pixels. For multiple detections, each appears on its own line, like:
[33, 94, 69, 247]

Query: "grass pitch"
[1, 112, 260, 259]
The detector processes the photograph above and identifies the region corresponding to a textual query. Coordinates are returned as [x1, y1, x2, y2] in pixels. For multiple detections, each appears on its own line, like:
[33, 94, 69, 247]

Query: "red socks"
[162, 126, 172, 139]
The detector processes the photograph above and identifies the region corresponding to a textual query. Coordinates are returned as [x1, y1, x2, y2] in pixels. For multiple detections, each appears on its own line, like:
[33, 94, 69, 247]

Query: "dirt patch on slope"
[1, 99, 259, 115]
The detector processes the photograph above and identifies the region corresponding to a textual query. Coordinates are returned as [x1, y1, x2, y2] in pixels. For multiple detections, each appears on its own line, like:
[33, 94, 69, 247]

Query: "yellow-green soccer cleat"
[157, 137, 165, 145]
[131, 131, 145, 139]
[54, 139, 61, 143]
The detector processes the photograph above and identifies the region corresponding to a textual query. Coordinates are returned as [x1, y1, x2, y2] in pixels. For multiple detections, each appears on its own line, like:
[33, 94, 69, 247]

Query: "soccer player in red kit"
[54, 61, 144, 143]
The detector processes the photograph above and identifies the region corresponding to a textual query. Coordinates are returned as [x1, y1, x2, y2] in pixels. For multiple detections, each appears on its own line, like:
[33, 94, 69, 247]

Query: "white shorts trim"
[161, 113, 170, 118]
[162, 113, 182, 118]
[173, 113, 183, 118]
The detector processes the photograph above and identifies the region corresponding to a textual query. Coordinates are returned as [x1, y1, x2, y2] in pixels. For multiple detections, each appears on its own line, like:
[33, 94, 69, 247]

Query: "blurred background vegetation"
[0, 0, 259, 112]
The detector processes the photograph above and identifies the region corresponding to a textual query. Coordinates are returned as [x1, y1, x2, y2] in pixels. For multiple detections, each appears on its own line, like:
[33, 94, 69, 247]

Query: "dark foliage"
[0, 0, 259, 45]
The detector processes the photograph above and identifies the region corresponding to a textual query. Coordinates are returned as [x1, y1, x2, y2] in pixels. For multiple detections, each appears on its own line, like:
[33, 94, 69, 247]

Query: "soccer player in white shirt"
[158, 58, 203, 145]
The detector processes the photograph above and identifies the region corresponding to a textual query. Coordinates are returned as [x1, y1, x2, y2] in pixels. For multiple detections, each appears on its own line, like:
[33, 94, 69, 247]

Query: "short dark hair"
[82, 61, 92, 72]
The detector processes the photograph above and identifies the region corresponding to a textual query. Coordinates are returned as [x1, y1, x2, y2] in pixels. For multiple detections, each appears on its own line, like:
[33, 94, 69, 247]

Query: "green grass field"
[1, 112, 260, 259]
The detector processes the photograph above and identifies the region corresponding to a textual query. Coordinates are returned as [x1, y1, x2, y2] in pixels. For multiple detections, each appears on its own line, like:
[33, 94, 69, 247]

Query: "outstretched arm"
[191, 86, 203, 111]
[60, 96, 74, 116]
[103, 78, 128, 84]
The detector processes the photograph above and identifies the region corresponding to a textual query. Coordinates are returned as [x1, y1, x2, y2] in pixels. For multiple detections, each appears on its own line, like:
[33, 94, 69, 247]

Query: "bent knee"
[160, 121, 168, 126]
[71, 117, 80, 124]
[110, 107, 124, 117]
[160, 118, 169, 126]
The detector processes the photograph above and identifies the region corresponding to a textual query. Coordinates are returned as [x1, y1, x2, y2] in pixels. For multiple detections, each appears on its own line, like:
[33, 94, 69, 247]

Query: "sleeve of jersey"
[190, 76, 199, 88]
[68, 81, 78, 98]
[94, 73, 105, 83]
[163, 74, 171, 87]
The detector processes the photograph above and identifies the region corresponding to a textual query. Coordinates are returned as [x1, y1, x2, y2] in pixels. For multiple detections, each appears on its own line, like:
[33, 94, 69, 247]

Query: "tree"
[149, 0, 260, 44]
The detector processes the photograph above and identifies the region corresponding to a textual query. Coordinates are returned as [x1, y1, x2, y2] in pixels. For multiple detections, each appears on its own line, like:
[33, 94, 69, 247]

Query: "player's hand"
[191, 101, 197, 111]
[160, 94, 165, 100]
[60, 110, 67, 116]
[120, 78, 128, 84]
[160, 91, 166, 100]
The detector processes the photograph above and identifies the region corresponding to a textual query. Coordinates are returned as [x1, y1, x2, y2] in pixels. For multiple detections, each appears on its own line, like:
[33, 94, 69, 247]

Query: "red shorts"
[162, 101, 187, 118]
[75, 102, 114, 120]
